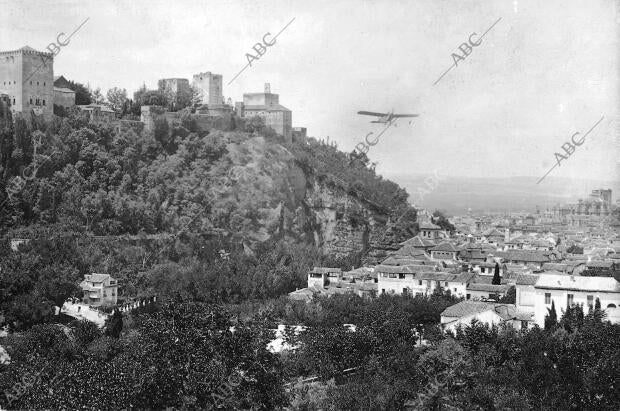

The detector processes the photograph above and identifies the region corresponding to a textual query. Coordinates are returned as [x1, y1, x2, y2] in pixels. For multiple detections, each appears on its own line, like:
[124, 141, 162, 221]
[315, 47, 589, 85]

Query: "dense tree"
[106, 87, 128, 115]
[0, 302, 287, 409]
[67, 80, 91, 105]
[432, 210, 456, 233]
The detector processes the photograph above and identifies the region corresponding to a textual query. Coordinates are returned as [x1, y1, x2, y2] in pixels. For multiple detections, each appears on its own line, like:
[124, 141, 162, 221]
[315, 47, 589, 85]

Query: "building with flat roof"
[238, 83, 292, 143]
[192, 71, 223, 106]
[0, 45, 54, 119]
[529, 274, 620, 326]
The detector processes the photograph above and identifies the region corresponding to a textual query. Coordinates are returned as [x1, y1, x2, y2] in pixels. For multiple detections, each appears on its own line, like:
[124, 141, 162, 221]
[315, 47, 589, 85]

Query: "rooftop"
[535, 274, 620, 293]
[441, 301, 517, 321]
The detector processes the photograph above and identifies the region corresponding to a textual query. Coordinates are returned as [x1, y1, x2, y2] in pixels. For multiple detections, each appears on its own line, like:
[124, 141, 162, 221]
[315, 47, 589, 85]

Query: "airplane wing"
[358, 111, 387, 117]
[392, 114, 419, 118]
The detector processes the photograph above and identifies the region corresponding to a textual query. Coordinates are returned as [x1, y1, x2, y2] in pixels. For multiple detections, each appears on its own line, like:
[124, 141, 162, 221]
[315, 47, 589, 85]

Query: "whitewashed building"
[529, 274, 620, 326]
[376, 264, 474, 297]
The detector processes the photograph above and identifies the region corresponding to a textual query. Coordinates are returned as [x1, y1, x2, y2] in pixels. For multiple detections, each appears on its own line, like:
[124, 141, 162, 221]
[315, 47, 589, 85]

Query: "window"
[12, 98, 15, 104]
[29, 98, 33, 104]
[389, 273, 397, 278]
[418, 280, 423, 286]
[43, 82, 46, 86]
[521, 320, 528, 329]
[545, 293, 551, 304]
[30, 81, 32, 85]
[37, 81, 39, 86]
[587, 295, 594, 308]
[466, 294, 471, 300]
[481, 268, 485, 273]
[399, 273, 406, 279]
[567, 294, 574, 306]
[403, 288, 408, 294]
[381, 289, 385, 294]
[42, 99, 45, 106]
[444, 282, 448, 287]
[453, 288, 457, 292]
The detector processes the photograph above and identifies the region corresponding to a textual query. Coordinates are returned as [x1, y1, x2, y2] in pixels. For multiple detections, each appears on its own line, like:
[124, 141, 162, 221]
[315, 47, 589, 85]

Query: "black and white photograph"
[0, 0, 619, 409]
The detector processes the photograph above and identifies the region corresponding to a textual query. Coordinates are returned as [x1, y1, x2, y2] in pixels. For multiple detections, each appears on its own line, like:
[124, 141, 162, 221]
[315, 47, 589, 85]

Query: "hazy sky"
[1, 0, 618, 183]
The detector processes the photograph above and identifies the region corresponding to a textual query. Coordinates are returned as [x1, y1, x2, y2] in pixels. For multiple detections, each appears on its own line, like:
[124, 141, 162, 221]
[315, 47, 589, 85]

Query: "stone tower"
[0, 46, 54, 119]
[191, 72, 223, 106]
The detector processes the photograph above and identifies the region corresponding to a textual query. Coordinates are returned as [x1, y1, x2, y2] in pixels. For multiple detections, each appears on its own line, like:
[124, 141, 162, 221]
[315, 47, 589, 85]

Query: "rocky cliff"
[202, 133, 417, 263]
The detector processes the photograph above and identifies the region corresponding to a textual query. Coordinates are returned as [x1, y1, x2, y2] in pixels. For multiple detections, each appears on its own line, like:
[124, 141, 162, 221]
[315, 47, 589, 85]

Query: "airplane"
[357, 109, 419, 124]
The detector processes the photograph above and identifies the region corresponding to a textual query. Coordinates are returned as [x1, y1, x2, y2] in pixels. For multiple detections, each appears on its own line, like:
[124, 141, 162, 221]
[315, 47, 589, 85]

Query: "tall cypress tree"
[545, 300, 558, 330]
[492, 262, 501, 285]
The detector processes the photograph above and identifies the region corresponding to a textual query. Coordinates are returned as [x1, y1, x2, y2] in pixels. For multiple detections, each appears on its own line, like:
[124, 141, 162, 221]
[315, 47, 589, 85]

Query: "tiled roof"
[430, 242, 459, 252]
[542, 263, 568, 272]
[399, 236, 436, 247]
[394, 244, 428, 256]
[310, 267, 341, 274]
[535, 274, 620, 293]
[467, 283, 508, 292]
[381, 256, 429, 266]
[84, 273, 111, 283]
[515, 274, 539, 286]
[586, 261, 614, 268]
[419, 222, 441, 230]
[494, 250, 552, 263]
[375, 265, 425, 274]
[442, 301, 515, 319]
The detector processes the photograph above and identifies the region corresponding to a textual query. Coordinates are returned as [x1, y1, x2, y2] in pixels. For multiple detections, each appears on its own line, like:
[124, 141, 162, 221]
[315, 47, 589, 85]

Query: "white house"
[530, 274, 620, 326]
[376, 264, 473, 297]
[441, 300, 533, 333]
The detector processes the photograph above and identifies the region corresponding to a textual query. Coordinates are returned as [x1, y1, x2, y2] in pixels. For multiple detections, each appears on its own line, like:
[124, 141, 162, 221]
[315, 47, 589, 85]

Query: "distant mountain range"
[386, 174, 620, 215]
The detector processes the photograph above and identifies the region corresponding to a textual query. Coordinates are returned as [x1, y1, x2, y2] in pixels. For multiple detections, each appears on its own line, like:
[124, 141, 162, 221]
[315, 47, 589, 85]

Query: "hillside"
[0, 111, 417, 263]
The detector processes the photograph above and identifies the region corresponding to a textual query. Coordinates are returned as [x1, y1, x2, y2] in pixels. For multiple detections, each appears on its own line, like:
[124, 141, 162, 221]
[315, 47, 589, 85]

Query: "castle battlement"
[0, 46, 53, 57]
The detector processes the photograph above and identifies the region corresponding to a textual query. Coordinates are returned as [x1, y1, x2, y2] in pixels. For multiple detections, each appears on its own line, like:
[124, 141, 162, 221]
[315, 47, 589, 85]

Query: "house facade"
[376, 265, 472, 298]
[529, 274, 620, 326]
[80, 273, 119, 307]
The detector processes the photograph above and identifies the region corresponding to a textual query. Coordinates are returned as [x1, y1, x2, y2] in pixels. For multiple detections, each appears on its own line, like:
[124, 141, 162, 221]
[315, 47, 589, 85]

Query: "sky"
[1, 0, 619, 185]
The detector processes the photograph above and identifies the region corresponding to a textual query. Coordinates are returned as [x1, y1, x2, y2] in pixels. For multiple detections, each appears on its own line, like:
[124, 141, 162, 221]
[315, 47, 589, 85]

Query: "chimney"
[265, 83, 271, 93]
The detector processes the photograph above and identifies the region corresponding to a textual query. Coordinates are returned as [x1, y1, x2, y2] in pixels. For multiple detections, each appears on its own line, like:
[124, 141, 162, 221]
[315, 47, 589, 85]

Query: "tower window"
[29, 98, 33, 104]
[42, 99, 45, 106]
[37, 81, 39, 86]
[30, 81, 32, 85]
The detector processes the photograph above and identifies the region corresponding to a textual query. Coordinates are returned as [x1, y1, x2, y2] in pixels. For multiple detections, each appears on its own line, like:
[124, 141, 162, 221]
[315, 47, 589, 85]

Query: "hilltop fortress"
[0, 46, 305, 143]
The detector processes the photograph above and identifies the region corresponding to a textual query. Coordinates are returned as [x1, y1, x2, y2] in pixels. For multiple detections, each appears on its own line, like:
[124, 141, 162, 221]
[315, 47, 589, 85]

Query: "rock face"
[206, 134, 416, 263]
